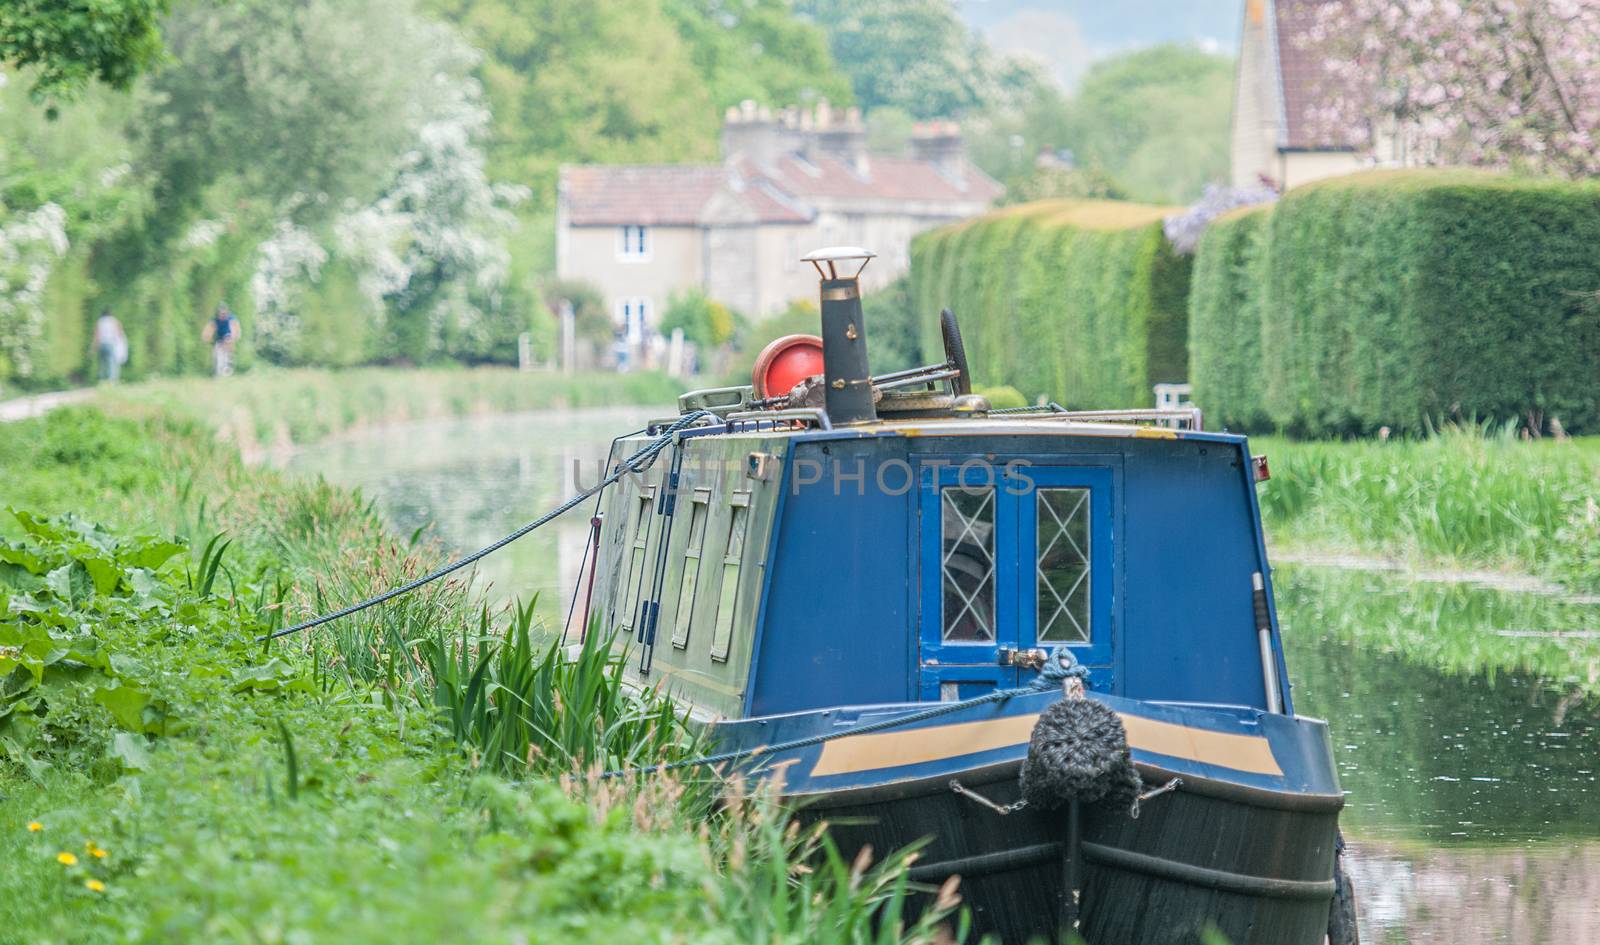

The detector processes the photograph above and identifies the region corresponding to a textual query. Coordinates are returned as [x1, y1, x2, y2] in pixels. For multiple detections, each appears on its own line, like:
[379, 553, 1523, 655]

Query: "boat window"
[618, 486, 655, 631]
[941, 486, 996, 643]
[1036, 488, 1090, 643]
[670, 489, 712, 649]
[709, 492, 751, 662]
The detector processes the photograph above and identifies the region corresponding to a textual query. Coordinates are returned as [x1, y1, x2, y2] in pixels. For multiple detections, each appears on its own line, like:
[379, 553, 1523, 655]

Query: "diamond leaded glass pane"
[941, 487, 996, 642]
[1037, 488, 1090, 642]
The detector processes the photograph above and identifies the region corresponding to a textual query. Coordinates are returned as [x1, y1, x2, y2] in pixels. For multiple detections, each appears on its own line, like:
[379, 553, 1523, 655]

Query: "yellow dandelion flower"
[56, 851, 78, 866]
[84, 879, 105, 893]
[27, 821, 43, 832]
[91, 847, 108, 859]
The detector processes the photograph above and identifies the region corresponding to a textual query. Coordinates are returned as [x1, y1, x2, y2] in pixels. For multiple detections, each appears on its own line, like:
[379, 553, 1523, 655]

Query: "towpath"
[0, 388, 93, 423]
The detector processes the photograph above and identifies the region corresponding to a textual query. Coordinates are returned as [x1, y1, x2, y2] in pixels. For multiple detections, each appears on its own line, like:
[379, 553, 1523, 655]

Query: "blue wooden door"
[918, 462, 1114, 700]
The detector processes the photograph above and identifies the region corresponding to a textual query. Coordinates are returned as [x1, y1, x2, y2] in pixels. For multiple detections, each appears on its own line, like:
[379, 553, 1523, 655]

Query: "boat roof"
[662, 415, 1251, 448]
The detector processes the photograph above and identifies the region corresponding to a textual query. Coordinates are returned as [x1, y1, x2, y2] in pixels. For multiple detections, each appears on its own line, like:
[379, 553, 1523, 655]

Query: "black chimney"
[802, 247, 877, 425]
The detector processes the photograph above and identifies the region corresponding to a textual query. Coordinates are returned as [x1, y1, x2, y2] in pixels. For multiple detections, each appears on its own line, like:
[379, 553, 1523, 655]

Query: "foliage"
[662, 289, 738, 351]
[1186, 205, 1271, 431]
[145, 0, 453, 218]
[1250, 169, 1600, 436]
[0, 201, 69, 381]
[1257, 425, 1600, 594]
[962, 44, 1231, 205]
[1306, 0, 1600, 178]
[998, 166, 1127, 208]
[0, 0, 169, 99]
[416, 607, 701, 776]
[0, 510, 190, 776]
[431, 0, 720, 207]
[974, 384, 1027, 409]
[1055, 45, 1233, 204]
[541, 278, 613, 347]
[794, 0, 1043, 119]
[722, 298, 821, 386]
[863, 276, 921, 373]
[909, 200, 1190, 408]
[663, 0, 852, 110]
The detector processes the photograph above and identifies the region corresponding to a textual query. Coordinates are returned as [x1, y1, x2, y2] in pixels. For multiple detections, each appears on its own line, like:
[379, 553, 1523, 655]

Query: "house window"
[618, 225, 650, 261]
[709, 492, 751, 662]
[670, 489, 712, 649]
[618, 297, 651, 343]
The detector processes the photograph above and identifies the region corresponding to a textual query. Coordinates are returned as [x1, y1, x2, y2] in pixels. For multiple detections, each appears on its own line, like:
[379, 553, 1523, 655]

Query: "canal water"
[282, 407, 1600, 944]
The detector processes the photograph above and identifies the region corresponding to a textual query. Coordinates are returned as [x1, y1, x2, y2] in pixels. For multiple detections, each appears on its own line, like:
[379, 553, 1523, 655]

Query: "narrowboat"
[587, 248, 1358, 945]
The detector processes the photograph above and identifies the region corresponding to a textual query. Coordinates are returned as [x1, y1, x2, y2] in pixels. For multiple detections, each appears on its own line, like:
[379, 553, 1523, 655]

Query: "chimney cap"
[801, 245, 875, 280]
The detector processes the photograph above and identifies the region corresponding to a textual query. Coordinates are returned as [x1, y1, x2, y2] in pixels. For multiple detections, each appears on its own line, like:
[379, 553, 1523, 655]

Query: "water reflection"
[1278, 564, 1600, 943]
[277, 405, 663, 625]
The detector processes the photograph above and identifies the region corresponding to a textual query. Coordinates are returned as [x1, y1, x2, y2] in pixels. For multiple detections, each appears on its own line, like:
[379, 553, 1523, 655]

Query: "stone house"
[556, 102, 1001, 343]
[1231, 0, 1417, 190]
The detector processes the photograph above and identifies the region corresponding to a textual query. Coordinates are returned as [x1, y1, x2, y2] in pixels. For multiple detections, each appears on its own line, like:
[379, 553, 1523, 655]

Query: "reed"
[1256, 422, 1600, 592]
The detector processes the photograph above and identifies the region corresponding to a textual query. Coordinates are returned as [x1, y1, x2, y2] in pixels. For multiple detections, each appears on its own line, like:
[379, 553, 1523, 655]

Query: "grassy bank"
[1256, 426, 1600, 594]
[0, 407, 956, 944]
[88, 367, 683, 454]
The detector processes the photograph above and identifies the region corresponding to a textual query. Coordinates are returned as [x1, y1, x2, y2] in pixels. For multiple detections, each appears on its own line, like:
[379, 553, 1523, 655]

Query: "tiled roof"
[744, 154, 1004, 204]
[1273, 0, 1366, 150]
[559, 165, 729, 226]
[561, 151, 1001, 227]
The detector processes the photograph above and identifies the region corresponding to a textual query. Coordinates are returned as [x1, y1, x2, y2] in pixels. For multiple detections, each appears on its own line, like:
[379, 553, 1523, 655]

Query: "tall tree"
[663, 0, 852, 110]
[794, 0, 1040, 118]
[430, 0, 719, 204]
[1304, 0, 1600, 178]
[142, 0, 454, 219]
[0, 0, 170, 99]
[1058, 45, 1233, 204]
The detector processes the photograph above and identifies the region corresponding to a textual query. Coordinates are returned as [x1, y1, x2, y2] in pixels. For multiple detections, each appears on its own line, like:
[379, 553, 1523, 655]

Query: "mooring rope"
[257, 410, 716, 642]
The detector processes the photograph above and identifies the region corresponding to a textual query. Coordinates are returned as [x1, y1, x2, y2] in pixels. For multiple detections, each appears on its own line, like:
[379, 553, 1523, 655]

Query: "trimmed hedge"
[910, 200, 1190, 408]
[1187, 204, 1270, 430]
[1192, 169, 1600, 436]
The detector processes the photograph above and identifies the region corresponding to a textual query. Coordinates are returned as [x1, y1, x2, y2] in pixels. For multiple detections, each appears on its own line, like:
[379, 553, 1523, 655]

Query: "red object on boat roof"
[752, 334, 825, 398]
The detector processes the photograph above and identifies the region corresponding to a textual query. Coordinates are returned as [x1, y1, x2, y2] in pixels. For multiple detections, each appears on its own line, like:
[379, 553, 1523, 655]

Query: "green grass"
[1256, 425, 1600, 593]
[0, 406, 965, 944]
[88, 366, 683, 450]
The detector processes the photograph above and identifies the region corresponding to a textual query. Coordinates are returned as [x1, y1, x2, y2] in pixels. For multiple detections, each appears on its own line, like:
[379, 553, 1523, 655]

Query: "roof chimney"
[811, 102, 869, 177]
[912, 121, 967, 184]
[721, 99, 801, 166]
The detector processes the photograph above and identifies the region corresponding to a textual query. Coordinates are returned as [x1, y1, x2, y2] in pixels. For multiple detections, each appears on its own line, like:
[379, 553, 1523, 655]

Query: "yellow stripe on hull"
[809, 710, 1283, 778]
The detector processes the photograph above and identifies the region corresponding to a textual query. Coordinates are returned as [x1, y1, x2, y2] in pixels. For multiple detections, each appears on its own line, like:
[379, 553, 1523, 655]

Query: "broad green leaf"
[110, 731, 152, 771]
[127, 539, 186, 572]
[77, 553, 121, 596]
[94, 682, 151, 732]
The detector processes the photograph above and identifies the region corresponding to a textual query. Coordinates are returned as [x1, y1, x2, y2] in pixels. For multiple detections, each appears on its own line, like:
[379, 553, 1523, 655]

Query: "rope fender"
[1019, 649, 1142, 810]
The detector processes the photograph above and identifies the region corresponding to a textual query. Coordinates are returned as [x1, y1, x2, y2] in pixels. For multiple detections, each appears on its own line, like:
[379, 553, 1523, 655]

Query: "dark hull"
[799, 760, 1341, 945]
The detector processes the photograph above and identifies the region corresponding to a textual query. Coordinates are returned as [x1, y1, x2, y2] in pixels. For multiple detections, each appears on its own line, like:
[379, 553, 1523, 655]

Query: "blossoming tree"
[1305, 0, 1600, 177]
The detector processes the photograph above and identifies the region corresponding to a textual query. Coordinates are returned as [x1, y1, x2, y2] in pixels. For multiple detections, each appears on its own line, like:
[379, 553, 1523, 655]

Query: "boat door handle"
[998, 648, 1048, 669]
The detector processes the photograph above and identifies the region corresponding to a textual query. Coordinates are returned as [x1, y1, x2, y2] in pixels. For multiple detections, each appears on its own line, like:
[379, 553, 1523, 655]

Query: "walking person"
[92, 310, 128, 383]
[202, 303, 240, 377]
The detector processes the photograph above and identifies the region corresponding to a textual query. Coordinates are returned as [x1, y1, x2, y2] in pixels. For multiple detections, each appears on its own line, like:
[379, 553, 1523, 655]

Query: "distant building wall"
[557, 224, 703, 331]
[1230, 0, 1280, 188]
[1279, 150, 1365, 190]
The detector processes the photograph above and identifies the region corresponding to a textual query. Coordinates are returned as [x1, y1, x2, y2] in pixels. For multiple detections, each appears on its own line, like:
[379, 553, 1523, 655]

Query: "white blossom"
[0, 203, 69, 379]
